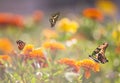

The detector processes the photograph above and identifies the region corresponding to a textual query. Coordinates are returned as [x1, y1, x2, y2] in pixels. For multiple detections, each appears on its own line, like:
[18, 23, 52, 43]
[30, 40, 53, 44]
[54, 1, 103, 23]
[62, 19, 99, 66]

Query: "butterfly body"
[16, 40, 25, 50]
[49, 12, 60, 27]
[89, 42, 109, 64]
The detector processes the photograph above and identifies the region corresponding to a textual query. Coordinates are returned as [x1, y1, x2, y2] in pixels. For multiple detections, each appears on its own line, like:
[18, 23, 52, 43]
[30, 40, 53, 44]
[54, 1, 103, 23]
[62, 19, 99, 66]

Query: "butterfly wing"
[89, 42, 109, 64]
[91, 47, 101, 56]
[89, 55, 100, 63]
[49, 18, 55, 27]
[97, 43, 109, 63]
[16, 40, 25, 50]
[98, 50, 109, 64]
[89, 46, 101, 63]
[49, 12, 60, 27]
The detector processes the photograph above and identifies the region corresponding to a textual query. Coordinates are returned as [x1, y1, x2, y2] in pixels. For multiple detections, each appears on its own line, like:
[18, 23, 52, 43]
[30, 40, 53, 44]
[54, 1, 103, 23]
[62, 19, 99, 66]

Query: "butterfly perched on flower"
[16, 40, 26, 50]
[49, 12, 60, 27]
[89, 42, 109, 64]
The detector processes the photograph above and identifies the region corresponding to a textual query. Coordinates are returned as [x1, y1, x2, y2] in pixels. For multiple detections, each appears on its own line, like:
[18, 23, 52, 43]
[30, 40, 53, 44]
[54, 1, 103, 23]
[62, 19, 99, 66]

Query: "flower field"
[0, 1, 120, 83]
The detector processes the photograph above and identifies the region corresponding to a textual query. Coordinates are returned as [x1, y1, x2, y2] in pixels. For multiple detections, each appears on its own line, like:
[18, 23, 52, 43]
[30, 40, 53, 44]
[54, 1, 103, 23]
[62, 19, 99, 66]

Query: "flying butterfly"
[16, 40, 26, 50]
[49, 12, 60, 27]
[89, 42, 109, 64]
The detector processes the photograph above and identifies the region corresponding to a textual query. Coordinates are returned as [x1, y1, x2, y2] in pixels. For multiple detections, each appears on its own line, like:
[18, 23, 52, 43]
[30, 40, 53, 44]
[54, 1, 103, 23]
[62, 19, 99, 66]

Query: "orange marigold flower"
[42, 29, 58, 40]
[58, 58, 80, 73]
[22, 44, 34, 56]
[0, 13, 11, 24]
[22, 44, 45, 59]
[77, 59, 100, 79]
[42, 41, 66, 50]
[10, 15, 24, 28]
[30, 48, 47, 67]
[83, 8, 103, 21]
[29, 48, 45, 59]
[0, 13, 24, 28]
[0, 38, 13, 54]
[33, 10, 43, 23]
[21, 45, 47, 67]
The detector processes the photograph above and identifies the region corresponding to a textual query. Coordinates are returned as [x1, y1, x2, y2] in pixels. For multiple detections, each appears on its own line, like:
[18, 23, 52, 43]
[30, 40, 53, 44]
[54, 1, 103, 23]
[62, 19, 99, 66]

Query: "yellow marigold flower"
[30, 48, 45, 59]
[58, 58, 80, 73]
[57, 18, 79, 33]
[0, 55, 11, 63]
[112, 30, 117, 39]
[42, 29, 58, 39]
[22, 44, 34, 56]
[112, 27, 120, 45]
[96, 0, 117, 15]
[77, 59, 100, 79]
[0, 38, 13, 54]
[83, 8, 103, 21]
[42, 41, 66, 50]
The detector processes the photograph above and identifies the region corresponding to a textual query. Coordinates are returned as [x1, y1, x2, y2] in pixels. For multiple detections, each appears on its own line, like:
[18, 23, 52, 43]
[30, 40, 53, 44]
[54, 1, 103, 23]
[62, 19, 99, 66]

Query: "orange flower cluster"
[0, 13, 24, 28]
[58, 58, 80, 73]
[22, 44, 45, 59]
[77, 59, 100, 79]
[22, 44, 34, 56]
[29, 48, 45, 59]
[42, 41, 66, 51]
[83, 8, 103, 21]
[0, 38, 14, 54]
[21, 44, 47, 67]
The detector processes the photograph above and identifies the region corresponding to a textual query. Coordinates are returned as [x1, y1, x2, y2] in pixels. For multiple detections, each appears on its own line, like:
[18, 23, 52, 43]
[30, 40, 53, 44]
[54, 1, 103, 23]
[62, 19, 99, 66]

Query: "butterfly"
[16, 40, 26, 50]
[49, 12, 60, 27]
[89, 42, 109, 64]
